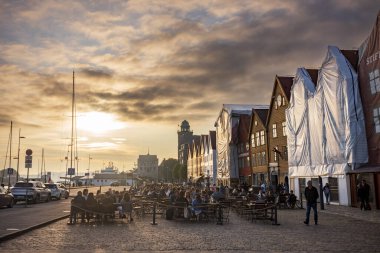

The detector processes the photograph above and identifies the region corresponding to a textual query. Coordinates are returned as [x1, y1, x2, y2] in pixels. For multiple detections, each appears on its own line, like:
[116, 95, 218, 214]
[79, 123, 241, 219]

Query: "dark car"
[0, 186, 14, 208]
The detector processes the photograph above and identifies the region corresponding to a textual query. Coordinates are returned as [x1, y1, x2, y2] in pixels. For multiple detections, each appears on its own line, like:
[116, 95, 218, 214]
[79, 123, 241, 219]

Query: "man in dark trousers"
[304, 180, 319, 225]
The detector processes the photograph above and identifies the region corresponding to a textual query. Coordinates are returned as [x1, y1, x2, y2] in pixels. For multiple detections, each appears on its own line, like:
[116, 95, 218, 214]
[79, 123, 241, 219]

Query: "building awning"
[346, 165, 380, 174]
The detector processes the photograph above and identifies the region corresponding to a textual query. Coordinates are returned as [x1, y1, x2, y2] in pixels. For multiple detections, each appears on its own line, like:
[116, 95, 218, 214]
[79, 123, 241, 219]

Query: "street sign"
[68, 168, 75, 175]
[7, 168, 13, 175]
[26, 149, 33, 156]
[25, 155, 32, 168]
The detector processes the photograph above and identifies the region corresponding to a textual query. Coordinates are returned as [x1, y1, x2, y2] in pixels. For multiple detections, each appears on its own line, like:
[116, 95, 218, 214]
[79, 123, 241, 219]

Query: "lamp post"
[16, 129, 25, 182]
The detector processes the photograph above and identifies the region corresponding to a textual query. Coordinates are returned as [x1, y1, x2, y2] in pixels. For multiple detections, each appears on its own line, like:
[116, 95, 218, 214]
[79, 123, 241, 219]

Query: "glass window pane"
[375, 69, 379, 77]
[376, 78, 380, 92]
[376, 125, 380, 133]
[369, 71, 374, 80]
[370, 81, 376, 94]
[374, 108, 378, 117]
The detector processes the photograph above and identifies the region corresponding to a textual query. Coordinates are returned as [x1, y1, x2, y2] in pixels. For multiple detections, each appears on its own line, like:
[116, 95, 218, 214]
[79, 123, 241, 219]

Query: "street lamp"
[16, 129, 25, 182]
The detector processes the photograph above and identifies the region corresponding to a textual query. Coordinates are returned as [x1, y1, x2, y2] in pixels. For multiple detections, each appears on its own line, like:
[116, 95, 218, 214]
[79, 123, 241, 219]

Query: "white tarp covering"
[215, 104, 268, 181]
[286, 46, 368, 177]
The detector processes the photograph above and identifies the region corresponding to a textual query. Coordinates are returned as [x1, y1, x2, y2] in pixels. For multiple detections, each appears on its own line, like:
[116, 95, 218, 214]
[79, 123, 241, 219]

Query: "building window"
[252, 154, 256, 167]
[272, 124, 277, 138]
[254, 120, 258, 126]
[374, 107, 380, 133]
[260, 131, 265, 145]
[262, 151, 266, 165]
[251, 134, 255, 148]
[282, 122, 287, 136]
[369, 69, 380, 94]
[283, 146, 288, 161]
[256, 132, 260, 146]
[274, 101, 278, 109]
[282, 96, 286, 106]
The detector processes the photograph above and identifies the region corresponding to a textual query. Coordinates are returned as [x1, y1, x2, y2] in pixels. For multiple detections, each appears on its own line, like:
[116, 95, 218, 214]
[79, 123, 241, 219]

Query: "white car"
[45, 183, 69, 200]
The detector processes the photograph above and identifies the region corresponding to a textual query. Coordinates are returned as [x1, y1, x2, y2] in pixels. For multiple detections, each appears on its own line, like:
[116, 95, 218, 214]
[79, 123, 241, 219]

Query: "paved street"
[0, 204, 379, 252]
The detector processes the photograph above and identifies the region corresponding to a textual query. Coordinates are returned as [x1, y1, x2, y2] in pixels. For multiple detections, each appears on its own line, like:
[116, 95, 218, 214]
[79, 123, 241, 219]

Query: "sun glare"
[77, 112, 126, 134]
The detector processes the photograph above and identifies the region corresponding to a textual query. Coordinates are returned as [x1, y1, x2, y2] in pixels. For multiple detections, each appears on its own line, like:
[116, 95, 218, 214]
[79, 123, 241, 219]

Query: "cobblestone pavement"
[0, 205, 379, 253]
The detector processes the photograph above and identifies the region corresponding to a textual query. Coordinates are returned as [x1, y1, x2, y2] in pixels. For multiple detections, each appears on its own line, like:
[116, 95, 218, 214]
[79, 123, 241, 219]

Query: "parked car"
[11, 181, 51, 204]
[44, 183, 62, 200]
[57, 183, 69, 199]
[110, 182, 120, 186]
[0, 186, 14, 208]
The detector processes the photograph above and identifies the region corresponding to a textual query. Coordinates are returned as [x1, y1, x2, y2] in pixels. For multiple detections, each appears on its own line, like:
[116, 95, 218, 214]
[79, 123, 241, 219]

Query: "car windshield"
[14, 182, 33, 187]
[45, 184, 56, 189]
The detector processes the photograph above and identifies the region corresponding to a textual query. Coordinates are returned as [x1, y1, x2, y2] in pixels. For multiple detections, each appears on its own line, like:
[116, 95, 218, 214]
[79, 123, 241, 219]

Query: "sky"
[0, 0, 378, 181]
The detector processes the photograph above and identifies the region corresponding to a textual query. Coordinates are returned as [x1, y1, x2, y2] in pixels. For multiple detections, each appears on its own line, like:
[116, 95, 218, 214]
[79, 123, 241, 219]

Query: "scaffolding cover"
[286, 46, 368, 177]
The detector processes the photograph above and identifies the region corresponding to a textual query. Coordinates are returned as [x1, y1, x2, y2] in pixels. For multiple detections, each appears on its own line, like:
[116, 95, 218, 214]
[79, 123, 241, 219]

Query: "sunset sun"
[77, 111, 126, 134]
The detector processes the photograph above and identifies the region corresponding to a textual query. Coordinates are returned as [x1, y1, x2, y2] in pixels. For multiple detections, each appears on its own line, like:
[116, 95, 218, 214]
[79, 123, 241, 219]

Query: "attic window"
[254, 121, 258, 126]
[282, 96, 286, 106]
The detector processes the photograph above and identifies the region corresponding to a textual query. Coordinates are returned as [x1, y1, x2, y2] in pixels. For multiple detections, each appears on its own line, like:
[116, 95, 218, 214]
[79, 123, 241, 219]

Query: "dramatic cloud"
[0, 0, 378, 175]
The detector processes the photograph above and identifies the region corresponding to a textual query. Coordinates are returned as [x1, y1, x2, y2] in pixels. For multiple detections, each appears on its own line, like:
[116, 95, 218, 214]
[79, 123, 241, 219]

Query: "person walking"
[323, 183, 330, 205]
[358, 179, 371, 210]
[304, 180, 319, 225]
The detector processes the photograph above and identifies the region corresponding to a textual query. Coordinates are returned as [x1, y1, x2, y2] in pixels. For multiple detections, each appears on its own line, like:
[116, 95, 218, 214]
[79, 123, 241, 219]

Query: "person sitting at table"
[70, 191, 85, 224]
[99, 191, 115, 218]
[191, 194, 203, 219]
[85, 192, 98, 222]
[257, 189, 266, 201]
[120, 192, 133, 221]
[211, 187, 225, 202]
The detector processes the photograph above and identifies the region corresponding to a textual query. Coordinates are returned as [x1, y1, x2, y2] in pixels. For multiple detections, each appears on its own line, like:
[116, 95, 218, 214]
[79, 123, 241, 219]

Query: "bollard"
[151, 201, 158, 225]
[272, 205, 280, 225]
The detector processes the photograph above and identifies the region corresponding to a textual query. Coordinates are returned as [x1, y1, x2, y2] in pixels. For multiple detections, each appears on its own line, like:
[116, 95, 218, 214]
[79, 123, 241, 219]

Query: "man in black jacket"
[304, 180, 319, 225]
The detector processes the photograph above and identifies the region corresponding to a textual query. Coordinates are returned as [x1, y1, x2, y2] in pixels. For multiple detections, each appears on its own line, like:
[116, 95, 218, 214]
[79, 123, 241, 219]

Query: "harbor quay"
[0, 205, 379, 252]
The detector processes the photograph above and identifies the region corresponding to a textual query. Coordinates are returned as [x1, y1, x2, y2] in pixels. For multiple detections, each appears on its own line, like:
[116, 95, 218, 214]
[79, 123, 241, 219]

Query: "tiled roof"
[340, 49, 359, 71]
[277, 76, 294, 100]
[306, 69, 319, 86]
[255, 109, 269, 126]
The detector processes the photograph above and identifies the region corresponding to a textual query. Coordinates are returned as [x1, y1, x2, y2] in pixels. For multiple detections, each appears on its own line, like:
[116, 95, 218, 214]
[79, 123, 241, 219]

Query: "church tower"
[177, 120, 193, 165]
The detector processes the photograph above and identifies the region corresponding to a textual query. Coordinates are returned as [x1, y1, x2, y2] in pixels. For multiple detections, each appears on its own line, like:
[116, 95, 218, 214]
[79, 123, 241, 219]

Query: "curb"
[0, 214, 70, 243]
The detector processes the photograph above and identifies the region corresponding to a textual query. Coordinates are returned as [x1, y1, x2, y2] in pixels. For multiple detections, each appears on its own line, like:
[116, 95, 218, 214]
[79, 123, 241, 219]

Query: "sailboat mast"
[9, 121, 12, 169]
[70, 71, 75, 171]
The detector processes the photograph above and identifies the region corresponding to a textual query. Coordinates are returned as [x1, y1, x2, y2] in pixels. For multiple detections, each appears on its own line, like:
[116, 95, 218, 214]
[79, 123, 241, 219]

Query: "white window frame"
[374, 107, 380, 133]
[272, 123, 277, 138]
[369, 69, 380, 94]
[260, 130, 265, 145]
[282, 122, 287, 136]
[256, 132, 260, 146]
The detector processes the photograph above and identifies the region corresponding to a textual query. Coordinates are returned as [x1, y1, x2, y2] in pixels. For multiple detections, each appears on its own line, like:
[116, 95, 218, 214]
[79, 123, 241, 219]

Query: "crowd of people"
[69, 188, 133, 224]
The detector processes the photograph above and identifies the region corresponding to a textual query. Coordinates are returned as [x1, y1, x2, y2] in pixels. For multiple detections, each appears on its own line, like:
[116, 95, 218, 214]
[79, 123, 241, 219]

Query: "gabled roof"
[306, 69, 319, 86]
[266, 75, 294, 126]
[249, 108, 269, 137]
[277, 76, 294, 100]
[255, 109, 269, 126]
[340, 49, 359, 71]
